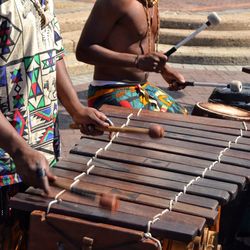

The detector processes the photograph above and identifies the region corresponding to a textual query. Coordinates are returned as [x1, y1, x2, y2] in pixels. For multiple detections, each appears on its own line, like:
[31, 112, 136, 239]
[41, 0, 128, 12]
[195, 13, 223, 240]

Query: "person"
[76, 0, 188, 114]
[0, 0, 110, 244]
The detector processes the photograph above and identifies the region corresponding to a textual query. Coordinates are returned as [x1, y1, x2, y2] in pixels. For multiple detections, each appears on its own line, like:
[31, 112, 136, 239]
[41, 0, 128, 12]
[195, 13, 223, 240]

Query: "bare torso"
[94, 0, 159, 82]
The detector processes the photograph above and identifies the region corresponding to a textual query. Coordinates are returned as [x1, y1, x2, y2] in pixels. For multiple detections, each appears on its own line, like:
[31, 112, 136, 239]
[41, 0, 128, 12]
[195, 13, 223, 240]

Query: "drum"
[192, 102, 250, 120]
[10, 105, 250, 250]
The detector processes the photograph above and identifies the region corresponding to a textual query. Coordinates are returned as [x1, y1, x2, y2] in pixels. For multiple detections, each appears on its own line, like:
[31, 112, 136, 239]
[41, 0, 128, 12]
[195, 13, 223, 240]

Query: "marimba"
[10, 105, 250, 250]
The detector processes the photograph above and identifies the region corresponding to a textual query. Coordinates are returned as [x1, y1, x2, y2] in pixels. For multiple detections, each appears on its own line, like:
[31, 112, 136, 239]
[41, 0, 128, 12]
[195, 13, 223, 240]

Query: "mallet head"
[207, 12, 221, 26]
[230, 80, 242, 93]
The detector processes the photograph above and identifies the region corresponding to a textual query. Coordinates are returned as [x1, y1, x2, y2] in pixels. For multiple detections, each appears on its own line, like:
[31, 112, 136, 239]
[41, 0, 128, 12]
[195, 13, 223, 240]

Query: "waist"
[90, 79, 148, 87]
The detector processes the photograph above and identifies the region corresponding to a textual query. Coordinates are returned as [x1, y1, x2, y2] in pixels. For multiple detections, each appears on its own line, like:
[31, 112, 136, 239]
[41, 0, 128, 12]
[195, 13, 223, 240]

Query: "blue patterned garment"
[0, 0, 64, 186]
[88, 81, 188, 114]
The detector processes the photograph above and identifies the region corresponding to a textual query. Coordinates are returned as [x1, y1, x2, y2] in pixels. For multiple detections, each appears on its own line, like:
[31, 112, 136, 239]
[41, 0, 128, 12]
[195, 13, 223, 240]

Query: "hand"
[12, 146, 56, 195]
[71, 106, 110, 136]
[136, 52, 168, 72]
[161, 65, 186, 91]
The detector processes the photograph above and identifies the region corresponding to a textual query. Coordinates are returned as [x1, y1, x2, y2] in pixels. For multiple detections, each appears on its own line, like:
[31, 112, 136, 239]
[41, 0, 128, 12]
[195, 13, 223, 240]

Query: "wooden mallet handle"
[242, 67, 250, 74]
[70, 123, 164, 139]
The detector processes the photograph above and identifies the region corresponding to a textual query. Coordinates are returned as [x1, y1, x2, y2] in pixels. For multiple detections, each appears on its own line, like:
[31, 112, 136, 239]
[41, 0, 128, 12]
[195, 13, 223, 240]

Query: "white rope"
[104, 141, 113, 151]
[175, 192, 183, 203]
[70, 179, 80, 189]
[94, 148, 103, 158]
[86, 165, 95, 175]
[144, 233, 162, 250]
[147, 218, 160, 233]
[115, 132, 120, 138]
[195, 176, 201, 182]
[74, 172, 86, 181]
[243, 121, 248, 131]
[47, 200, 60, 214]
[137, 108, 142, 117]
[235, 136, 241, 144]
[86, 158, 93, 167]
[209, 161, 218, 170]
[47, 189, 65, 214]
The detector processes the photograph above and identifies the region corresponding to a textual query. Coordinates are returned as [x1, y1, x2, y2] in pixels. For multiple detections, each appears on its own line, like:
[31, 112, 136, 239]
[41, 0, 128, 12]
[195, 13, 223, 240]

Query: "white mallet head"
[230, 80, 242, 93]
[207, 12, 221, 26]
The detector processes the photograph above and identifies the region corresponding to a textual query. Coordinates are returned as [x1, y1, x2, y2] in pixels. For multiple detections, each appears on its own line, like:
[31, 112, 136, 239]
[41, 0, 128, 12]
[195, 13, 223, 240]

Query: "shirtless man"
[76, 0, 187, 114]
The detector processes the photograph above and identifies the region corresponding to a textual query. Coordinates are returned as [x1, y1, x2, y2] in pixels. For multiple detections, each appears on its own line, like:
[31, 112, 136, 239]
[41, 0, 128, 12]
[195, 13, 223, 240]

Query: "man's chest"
[118, 5, 159, 39]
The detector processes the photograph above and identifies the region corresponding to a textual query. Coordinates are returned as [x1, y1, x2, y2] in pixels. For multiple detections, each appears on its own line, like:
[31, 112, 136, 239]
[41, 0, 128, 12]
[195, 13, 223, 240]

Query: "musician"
[76, 0, 188, 114]
[0, 0, 109, 241]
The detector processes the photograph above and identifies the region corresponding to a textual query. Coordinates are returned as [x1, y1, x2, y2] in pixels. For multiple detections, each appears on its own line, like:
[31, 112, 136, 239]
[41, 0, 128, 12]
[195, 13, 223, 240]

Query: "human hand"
[12, 146, 56, 195]
[136, 52, 168, 72]
[161, 65, 186, 91]
[71, 107, 110, 136]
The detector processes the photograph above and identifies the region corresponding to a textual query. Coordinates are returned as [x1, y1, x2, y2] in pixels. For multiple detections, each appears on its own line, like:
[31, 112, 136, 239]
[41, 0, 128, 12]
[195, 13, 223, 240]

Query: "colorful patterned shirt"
[0, 0, 64, 186]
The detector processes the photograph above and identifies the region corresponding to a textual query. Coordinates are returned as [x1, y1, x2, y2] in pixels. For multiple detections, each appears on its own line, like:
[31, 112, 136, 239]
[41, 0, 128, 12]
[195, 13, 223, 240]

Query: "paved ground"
[158, 0, 250, 13]
[73, 0, 250, 12]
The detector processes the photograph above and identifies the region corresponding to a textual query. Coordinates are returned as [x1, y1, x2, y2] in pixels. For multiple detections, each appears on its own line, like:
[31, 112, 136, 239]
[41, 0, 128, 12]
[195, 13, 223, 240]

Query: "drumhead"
[195, 102, 250, 121]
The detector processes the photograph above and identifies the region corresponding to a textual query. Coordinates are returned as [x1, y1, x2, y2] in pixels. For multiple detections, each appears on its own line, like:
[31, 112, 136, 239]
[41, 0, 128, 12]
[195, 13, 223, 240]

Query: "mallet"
[242, 67, 250, 74]
[51, 177, 119, 212]
[165, 12, 221, 57]
[70, 123, 165, 139]
[184, 80, 242, 93]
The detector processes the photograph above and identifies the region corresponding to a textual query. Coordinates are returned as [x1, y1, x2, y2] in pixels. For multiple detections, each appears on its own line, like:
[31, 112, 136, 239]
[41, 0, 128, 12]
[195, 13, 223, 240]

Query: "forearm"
[56, 59, 83, 117]
[0, 112, 28, 156]
[76, 44, 138, 68]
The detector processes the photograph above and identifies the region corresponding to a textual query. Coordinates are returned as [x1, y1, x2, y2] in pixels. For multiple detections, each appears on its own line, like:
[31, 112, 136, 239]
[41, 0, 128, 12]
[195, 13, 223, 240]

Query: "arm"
[76, 0, 137, 67]
[0, 112, 55, 194]
[56, 59, 109, 135]
[161, 64, 186, 91]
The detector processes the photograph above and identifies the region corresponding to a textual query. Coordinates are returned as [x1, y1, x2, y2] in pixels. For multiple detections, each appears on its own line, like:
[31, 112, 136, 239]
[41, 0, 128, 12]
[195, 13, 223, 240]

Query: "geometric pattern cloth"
[88, 81, 188, 114]
[0, 0, 64, 187]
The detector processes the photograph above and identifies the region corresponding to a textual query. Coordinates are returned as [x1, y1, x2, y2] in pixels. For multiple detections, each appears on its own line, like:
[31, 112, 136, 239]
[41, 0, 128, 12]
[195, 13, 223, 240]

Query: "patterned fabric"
[0, 0, 64, 187]
[88, 81, 188, 114]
